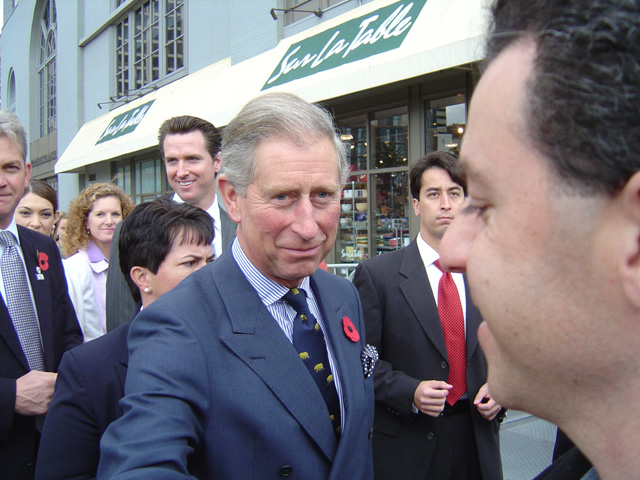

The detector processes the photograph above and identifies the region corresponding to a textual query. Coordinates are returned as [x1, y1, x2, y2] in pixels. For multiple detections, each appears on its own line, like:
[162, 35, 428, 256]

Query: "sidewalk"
[500, 410, 557, 480]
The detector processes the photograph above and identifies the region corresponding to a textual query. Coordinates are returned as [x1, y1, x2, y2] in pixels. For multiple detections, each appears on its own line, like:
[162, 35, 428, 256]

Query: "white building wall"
[2, 0, 37, 156]
[1, 0, 367, 209]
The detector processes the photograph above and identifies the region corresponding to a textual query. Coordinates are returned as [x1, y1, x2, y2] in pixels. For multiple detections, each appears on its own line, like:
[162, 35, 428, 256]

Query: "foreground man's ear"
[618, 171, 640, 309]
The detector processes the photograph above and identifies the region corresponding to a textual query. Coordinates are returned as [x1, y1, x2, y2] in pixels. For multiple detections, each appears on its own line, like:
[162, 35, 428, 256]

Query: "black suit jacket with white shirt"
[0, 225, 82, 479]
[353, 239, 502, 480]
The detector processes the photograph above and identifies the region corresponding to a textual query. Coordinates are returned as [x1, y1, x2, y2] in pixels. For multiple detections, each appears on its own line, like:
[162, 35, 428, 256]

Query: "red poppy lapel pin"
[342, 316, 360, 342]
[35, 249, 49, 280]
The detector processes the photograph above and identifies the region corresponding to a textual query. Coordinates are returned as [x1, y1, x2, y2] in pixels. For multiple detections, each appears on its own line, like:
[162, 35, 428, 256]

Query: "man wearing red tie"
[354, 151, 503, 480]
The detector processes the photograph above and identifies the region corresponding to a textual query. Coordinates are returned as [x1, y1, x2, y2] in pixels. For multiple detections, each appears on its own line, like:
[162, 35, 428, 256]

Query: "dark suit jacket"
[105, 198, 237, 331]
[353, 240, 502, 480]
[0, 226, 83, 480]
[534, 446, 592, 480]
[34, 322, 129, 479]
[98, 251, 375, 479]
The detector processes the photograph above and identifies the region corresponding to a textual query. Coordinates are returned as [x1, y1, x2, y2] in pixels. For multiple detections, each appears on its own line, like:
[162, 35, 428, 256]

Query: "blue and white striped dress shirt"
[232, 239, 346, 430]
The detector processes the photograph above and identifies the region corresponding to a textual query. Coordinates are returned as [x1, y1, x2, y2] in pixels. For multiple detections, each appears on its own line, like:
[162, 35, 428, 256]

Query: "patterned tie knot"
[433, 259, 444, 272]
[283, 288, 310, 316]
[0, 230, 17, 248]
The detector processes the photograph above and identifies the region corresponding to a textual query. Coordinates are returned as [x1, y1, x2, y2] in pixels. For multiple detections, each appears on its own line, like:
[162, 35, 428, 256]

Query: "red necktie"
[434, 259, 466, 405]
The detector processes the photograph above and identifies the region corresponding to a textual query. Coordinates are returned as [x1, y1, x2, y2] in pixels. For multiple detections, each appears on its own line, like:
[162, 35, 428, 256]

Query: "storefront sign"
[263, 0, 427, 89]
[96, 100, 155, 144]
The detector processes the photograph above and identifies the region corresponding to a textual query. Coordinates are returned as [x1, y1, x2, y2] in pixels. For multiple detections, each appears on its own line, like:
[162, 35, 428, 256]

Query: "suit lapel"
[0, 301, 28, 370]
[214, 255, 337, 462]
[310, 274, 366, 439]
[399, 242, 448, 359]
[116, 323, 130, 391]
[0, 228, 32, 369]
[19, 228, 56, 370]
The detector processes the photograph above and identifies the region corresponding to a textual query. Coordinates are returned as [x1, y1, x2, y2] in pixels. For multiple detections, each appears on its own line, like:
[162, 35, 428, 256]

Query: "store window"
[39, 0, 57, 137]
[425, 93, 466, 155]
[336, 106, 410, 265]
[115, 156, 165, 204]
[115, 163, 132, 198]
[340, 113, 367, 171]
[371, 106, 409, 169]
[115, 0, 184, 100]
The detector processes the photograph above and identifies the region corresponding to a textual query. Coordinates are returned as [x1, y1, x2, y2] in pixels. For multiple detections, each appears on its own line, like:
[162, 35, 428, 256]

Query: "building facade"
[1, 0, 489, 268]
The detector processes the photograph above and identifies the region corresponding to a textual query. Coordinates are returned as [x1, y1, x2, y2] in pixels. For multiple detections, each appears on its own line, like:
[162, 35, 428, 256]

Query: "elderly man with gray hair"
[98, 92, 375, 480]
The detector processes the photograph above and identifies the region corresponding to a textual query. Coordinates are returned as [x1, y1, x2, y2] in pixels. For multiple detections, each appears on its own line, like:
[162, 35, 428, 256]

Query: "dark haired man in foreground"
[440, 1, 640, 478]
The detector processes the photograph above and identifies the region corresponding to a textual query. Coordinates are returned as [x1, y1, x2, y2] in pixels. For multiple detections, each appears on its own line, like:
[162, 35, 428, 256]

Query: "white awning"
[56, 0, 490, 173]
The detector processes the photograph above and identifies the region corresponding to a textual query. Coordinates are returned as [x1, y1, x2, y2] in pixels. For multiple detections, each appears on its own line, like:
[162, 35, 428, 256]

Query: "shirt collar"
[0, 217, 22, 246]
[415, 233, 439, 267]
[172, 192, 218, 215]
[86, 240, 106, 263]
[231, 238, 311, 307]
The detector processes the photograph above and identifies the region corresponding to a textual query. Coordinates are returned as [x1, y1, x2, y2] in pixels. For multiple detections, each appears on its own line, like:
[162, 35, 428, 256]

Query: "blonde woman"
[63, 183, 133, 342]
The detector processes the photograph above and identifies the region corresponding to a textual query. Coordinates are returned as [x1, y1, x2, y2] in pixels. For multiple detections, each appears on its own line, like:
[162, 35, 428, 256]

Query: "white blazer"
[63, 244, 108, 342]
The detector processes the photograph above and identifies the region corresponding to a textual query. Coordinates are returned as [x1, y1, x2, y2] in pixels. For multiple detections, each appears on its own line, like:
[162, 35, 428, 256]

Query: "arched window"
[39, 0, 56, 137]
[7, 69, 16, 111]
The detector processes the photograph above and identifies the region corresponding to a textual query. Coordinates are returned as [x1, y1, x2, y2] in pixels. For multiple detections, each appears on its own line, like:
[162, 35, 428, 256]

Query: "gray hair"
[485, 0, 640, 196]
[0, 110, 28, 162]
[221, 92, 348, 195]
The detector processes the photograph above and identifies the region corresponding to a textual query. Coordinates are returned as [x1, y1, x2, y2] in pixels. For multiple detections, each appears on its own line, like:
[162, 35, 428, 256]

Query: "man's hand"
[413, 380, 452, 417]
[473, 383, 502, 421]
[15, 371, 57, 416]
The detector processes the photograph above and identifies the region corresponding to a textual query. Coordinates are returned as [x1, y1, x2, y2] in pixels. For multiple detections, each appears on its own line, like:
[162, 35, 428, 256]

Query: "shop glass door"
[335, 106, 410, 267]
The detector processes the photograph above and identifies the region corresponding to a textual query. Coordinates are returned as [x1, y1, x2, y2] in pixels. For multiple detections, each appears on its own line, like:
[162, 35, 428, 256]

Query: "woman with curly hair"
[63, 183, 133, 342]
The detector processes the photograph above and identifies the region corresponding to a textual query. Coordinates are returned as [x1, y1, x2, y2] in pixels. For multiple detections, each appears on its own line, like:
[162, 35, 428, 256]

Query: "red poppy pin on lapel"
[343, 316, 360, 342]
[35, 250, 48, 280]
[38, 251, 49, 271]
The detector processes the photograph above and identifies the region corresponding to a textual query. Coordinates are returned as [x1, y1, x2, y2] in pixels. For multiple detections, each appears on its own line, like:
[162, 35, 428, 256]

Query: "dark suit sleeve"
[105, 222, 141, 332]
[35, 351, 101, 480]
[98, 305, 209, 478]
[353, 262, 421, 418]
[0, 231, 82, 440]
[0, 378, 17, 440]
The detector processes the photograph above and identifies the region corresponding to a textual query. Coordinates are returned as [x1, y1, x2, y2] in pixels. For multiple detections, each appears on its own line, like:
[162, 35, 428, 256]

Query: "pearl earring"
[143, 287, 152, 294]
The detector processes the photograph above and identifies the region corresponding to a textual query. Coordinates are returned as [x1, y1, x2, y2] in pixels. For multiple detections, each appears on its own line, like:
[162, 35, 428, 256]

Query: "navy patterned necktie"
[283, 287, 341, 437]
[0, 231, 46, 431]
